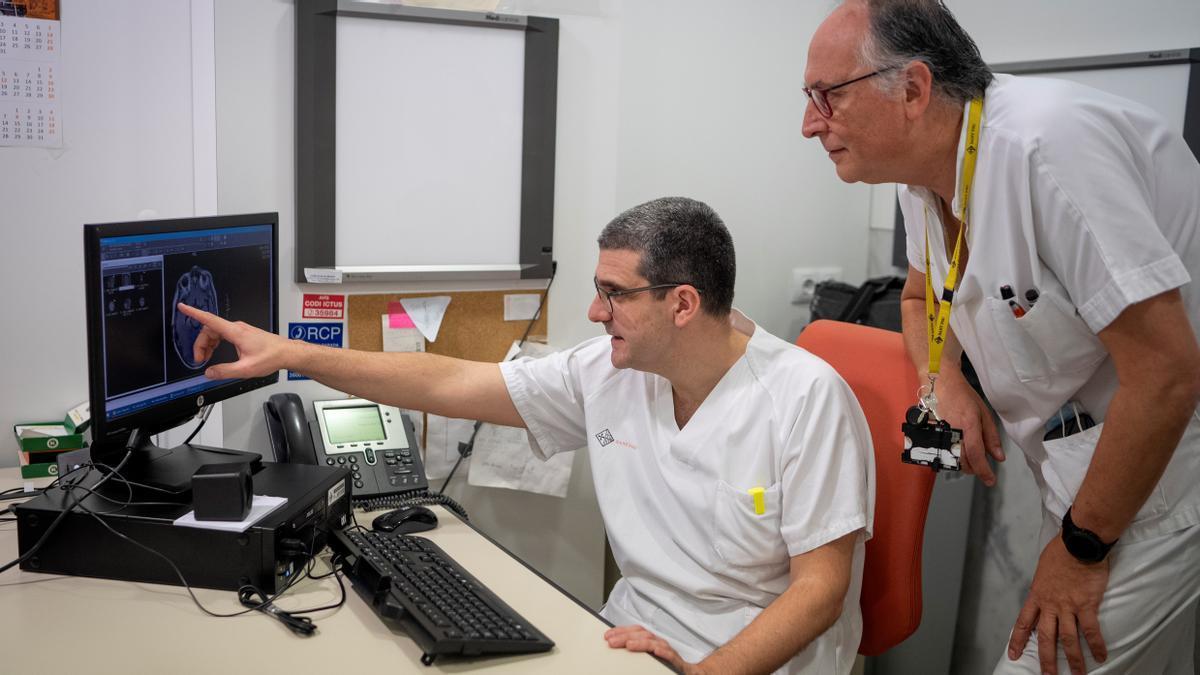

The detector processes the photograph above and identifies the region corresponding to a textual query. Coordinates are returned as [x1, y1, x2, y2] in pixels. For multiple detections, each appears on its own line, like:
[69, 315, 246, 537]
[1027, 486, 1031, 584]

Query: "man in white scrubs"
[180, 197, 876, 674]
[801, 2, 1200, 675]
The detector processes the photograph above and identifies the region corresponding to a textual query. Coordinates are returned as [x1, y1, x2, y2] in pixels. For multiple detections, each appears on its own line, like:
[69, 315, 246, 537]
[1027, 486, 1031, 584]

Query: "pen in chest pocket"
[1000, 284, 1026, 317]
[748, 486, 765, 515]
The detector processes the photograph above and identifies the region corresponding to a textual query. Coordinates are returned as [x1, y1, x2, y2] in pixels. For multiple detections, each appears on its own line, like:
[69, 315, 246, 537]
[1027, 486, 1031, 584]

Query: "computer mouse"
[372, 505, 438, 534]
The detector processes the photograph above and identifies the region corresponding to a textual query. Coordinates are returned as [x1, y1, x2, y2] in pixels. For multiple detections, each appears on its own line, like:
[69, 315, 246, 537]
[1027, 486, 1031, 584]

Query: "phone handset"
[263, 393, 318, 464]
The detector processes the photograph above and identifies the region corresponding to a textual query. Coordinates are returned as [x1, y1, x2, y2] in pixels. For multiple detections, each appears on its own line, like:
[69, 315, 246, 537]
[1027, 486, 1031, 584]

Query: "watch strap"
[1062, 507, 1117, 563]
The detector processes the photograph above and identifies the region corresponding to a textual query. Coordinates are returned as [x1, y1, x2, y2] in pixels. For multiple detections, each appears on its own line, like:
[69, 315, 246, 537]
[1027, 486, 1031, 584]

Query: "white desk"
[0, 469, 664, 674]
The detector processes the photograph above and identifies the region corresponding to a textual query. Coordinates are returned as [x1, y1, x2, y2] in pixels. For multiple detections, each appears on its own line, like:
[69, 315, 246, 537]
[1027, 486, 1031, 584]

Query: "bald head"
[805, 2, 870, 89]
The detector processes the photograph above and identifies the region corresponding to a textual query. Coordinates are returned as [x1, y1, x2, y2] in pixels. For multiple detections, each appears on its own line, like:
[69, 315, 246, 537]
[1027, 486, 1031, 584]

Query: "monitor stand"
[92, 438, 262, 498]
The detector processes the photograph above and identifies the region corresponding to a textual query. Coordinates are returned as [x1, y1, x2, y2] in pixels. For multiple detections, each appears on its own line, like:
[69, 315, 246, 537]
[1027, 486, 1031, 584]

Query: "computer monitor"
[83, 212, 279, 493]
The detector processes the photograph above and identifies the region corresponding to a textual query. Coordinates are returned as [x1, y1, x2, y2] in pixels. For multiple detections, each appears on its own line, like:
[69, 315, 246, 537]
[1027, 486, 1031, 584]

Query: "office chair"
[795, 320, 935, 656]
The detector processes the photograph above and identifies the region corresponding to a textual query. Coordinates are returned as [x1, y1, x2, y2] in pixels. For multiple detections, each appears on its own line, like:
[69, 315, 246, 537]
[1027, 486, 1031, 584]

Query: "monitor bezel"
[84, 212, 280, 450]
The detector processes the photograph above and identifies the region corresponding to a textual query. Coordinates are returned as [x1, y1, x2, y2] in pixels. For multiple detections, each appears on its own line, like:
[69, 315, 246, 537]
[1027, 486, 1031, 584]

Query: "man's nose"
[801, 99, 827, 139]
[587, 293, 610, 323]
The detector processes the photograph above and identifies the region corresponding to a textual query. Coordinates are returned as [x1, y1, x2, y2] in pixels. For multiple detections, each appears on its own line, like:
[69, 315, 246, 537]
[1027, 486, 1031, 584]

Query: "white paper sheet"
[0, 17, 62, 149]
[304, 268, 343, 284]
[381, 315, 426, 352]
[467, 340, 571, 497]
[400, 296, 451, 342]
[423, 414, 477, 480]
[173, 495, 288, 533]
[502, 339, 554, 362]
[503, 293, 542, 321]
[467, 424, 574, 498]
[15, 424, 70, 438]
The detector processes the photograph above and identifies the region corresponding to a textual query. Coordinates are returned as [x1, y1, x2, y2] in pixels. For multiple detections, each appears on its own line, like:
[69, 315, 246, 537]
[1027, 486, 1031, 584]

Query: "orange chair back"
[795, 320, 934, 656]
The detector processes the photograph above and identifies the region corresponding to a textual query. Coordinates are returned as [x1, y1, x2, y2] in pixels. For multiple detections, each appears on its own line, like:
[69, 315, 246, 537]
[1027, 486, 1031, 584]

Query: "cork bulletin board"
[346, 290, 548, 362]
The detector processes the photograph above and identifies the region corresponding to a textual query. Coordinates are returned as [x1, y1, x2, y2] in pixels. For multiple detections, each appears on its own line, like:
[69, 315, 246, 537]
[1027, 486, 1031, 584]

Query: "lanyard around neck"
[923, 97, 984, 379]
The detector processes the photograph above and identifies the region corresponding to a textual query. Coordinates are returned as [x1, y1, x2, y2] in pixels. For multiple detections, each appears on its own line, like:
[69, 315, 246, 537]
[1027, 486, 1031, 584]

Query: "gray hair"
[859, 0, 992, 104]
[597, 197, 735, 317]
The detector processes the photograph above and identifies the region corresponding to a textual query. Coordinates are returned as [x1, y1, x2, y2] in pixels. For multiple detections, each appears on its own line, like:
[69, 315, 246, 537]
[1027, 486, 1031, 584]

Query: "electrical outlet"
[791, 268, 820, 304]
[790, 266, 842, 304]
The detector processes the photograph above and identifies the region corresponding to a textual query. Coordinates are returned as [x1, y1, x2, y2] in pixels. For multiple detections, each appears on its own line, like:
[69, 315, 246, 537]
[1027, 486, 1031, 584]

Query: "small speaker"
[192, 463, 253, 521]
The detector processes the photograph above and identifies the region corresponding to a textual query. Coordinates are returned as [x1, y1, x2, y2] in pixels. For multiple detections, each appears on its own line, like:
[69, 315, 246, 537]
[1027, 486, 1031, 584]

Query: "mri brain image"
[171, 266, 218, 369]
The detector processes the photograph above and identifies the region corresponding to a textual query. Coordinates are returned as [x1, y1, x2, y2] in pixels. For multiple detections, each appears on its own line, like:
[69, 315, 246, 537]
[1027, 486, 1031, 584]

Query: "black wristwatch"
[1061, 507, 1117, 564]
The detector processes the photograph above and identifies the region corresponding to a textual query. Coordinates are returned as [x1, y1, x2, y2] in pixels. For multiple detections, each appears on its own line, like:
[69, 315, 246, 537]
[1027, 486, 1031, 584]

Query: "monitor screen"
[84, 213, 279, 448]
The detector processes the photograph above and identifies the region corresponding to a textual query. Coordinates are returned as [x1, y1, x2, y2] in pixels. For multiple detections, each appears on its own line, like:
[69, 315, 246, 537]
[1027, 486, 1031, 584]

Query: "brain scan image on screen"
[171, 266, 218, 369]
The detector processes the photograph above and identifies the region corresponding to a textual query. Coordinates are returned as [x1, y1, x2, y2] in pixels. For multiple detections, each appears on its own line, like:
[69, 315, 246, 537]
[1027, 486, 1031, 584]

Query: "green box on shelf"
[64, 400, 91, 434]
[14, 422, 86, 454]
[16, 449, 62, 479]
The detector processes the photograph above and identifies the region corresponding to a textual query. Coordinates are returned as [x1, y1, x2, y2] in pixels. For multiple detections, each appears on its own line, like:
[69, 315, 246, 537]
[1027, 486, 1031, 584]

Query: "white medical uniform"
[499, 311, 875, 674]
[899, 73, 1200, 672]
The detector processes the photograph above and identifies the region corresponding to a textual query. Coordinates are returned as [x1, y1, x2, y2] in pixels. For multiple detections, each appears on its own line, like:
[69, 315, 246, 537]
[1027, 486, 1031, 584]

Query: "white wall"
[611, 1, 873, 341]
[0, 0, 214, 466]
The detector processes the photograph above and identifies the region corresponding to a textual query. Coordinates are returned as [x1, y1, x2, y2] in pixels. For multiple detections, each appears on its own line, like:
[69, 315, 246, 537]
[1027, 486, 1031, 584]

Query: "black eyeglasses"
[803, 67, 893, 118]
[593, 277, 692, 314]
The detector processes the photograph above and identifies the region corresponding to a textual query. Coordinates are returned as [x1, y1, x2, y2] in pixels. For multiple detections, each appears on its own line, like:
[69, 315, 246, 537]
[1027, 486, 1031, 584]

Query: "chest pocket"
[712, 481, 788, 571]
[986, 290, 1106, 384]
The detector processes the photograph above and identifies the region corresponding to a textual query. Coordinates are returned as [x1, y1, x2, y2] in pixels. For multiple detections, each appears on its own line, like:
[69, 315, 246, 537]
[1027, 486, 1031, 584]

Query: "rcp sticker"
[301, 293, 345, 320]
[287, 322, 344, 380]
[327, 480, 346, 507]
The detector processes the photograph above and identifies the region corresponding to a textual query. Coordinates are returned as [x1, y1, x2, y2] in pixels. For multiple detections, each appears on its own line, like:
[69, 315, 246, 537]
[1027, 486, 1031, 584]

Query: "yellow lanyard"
[923, 98, 984, 382]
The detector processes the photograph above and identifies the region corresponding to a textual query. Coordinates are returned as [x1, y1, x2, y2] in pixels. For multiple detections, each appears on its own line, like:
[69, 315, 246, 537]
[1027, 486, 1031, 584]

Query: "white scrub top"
[500, 311, 875, 673]
[900, 73, 1200, 541]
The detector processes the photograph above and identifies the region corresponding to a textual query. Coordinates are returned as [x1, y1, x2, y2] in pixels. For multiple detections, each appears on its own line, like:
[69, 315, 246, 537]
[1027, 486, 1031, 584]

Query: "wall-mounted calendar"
[0, 0, 60, 148]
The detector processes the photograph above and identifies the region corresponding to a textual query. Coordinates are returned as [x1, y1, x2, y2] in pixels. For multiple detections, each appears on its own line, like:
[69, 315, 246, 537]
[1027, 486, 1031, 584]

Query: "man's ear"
[902, 60, 934, 121]
[672, 285, 703, 328]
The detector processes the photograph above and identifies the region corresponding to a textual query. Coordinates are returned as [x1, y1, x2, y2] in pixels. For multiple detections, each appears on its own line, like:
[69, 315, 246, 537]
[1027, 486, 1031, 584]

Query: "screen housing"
[84, 212, 280, 454]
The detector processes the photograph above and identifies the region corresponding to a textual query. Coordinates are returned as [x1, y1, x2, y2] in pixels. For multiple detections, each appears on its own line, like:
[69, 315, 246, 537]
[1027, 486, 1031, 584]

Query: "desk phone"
[264, 394, 429, 501]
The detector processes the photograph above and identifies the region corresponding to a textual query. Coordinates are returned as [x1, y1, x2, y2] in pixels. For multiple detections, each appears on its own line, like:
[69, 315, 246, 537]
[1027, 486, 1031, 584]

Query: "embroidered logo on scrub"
[595, 429, 615, 446]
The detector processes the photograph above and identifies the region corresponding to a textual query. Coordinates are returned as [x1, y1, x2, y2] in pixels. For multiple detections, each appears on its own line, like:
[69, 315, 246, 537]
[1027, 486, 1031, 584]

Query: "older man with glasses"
[180, 196, 876, 674]
[802, 2, 1200, 675]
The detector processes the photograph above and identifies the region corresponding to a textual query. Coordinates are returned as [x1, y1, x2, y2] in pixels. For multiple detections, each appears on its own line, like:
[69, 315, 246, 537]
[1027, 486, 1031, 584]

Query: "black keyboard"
[331, 528, 555, 665]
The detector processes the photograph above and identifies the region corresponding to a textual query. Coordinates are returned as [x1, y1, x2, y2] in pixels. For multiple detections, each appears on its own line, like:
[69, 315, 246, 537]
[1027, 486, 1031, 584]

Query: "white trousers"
[994, 512, 1200, 674]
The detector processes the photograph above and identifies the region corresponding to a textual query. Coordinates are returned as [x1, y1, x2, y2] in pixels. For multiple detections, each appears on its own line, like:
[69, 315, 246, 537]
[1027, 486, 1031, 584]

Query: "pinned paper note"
[381, 315, 425, 353]
[468, 424, 574, 498]
[387, 302, 417, 329]
[399, 296, 451, 342]
[503, 294, 542, 322]
[503, 339, 555, 362]
[467, 340, 570, 497]
[424, 414, 477, 480]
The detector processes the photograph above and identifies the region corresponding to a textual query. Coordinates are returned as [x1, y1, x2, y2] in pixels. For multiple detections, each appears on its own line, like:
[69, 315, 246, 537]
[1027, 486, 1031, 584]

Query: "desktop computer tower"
[14, 462, 351, 593]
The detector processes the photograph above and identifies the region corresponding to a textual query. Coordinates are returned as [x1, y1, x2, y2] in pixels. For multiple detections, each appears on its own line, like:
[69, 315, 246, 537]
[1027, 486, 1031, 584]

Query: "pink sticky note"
[387, 301, 416, 329]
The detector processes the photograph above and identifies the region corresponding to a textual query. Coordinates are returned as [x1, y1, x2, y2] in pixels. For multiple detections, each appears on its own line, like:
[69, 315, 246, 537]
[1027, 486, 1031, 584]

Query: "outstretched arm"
[177, 303, 524, 427]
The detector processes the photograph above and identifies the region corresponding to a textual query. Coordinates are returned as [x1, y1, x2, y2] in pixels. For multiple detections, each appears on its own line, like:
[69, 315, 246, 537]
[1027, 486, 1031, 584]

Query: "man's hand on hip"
[1008, 536, 1110, 675]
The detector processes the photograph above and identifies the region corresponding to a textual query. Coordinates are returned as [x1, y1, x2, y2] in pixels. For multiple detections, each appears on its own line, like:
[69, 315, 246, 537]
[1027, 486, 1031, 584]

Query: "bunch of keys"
[901, 381, 962, 472]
